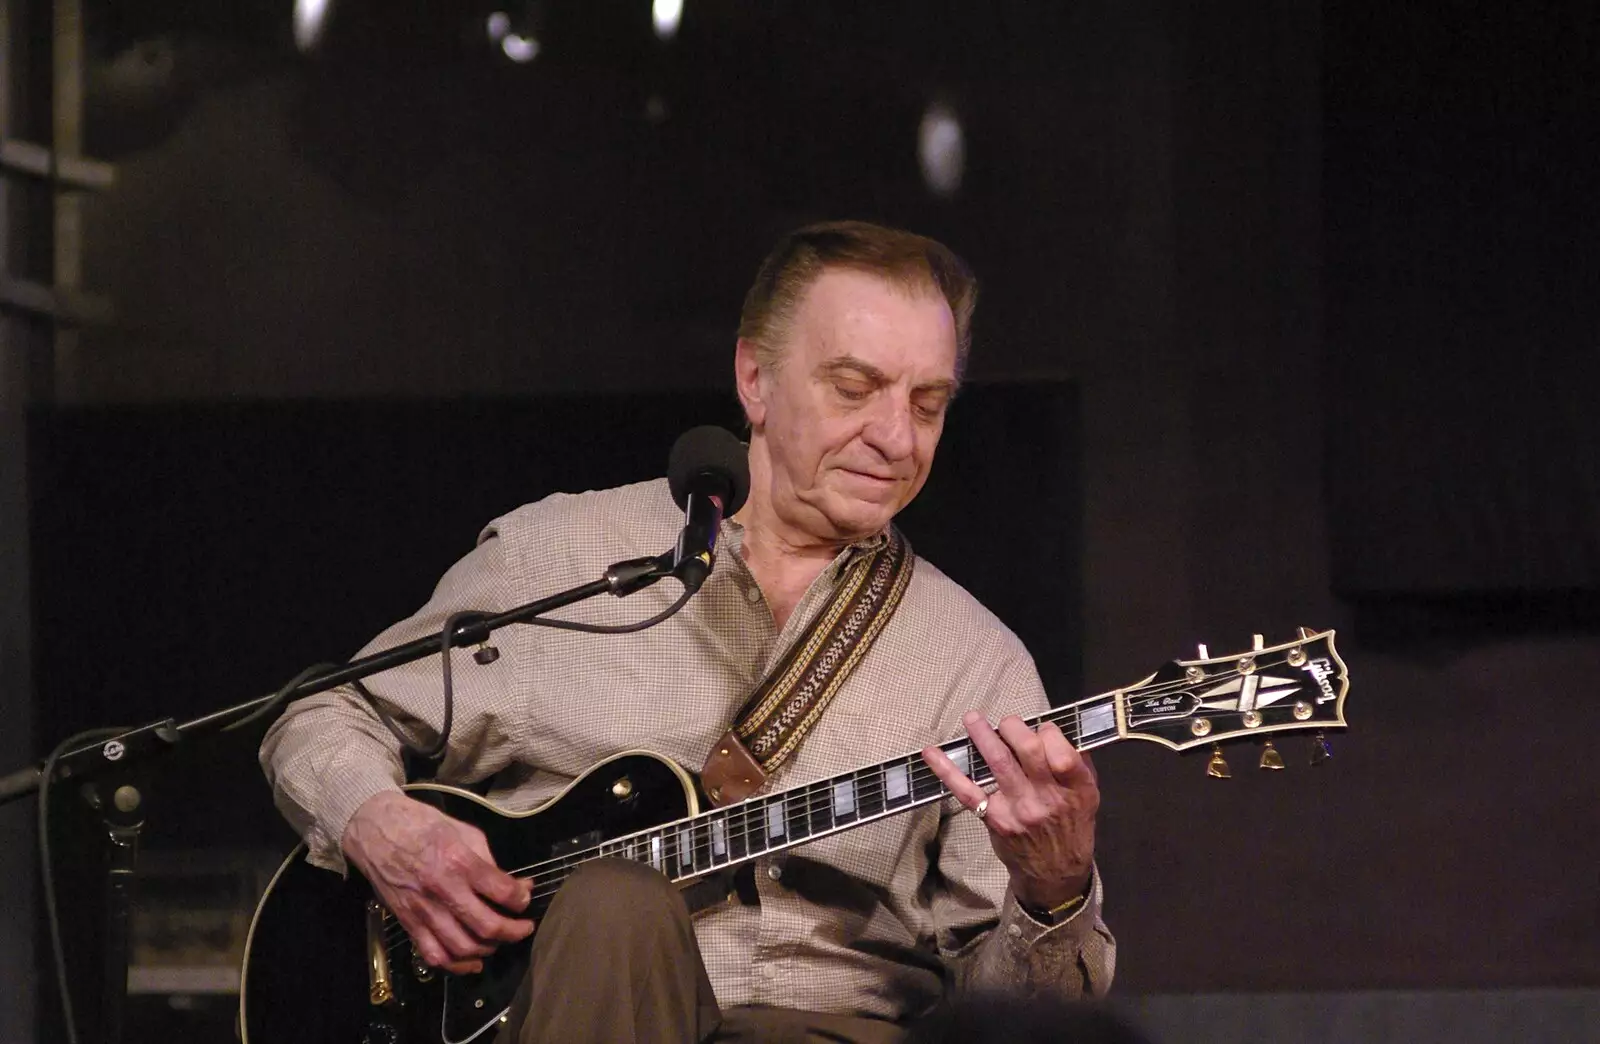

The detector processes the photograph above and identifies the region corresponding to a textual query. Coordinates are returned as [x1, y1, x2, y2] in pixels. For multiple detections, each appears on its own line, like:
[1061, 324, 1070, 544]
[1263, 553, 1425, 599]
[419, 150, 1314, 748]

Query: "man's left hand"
[922, 711, 1099, 910]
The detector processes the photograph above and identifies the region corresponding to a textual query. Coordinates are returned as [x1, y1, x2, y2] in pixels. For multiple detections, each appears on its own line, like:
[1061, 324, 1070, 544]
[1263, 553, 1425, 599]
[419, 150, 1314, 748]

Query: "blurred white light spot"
[645, 95, 669, 123]
[486, 12, 511, 43]
[502, 33, 540, 63]
[293, 0, 332, 52]
[918, 102, 965, 199]
[653, 0, 684, 40]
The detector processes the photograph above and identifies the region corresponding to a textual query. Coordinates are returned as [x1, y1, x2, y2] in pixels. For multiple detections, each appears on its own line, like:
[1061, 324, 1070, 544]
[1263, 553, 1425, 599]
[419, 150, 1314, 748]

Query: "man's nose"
[861, 395, 915, 461]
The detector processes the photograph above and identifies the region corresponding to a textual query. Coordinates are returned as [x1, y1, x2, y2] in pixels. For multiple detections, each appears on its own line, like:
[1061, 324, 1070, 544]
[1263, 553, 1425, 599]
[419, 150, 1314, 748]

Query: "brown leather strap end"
[699, 729, 767, 807]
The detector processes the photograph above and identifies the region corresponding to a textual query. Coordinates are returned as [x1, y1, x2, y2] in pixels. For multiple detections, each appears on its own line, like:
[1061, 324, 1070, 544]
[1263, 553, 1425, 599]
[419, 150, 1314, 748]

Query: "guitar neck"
[521, 692, 1124, 890]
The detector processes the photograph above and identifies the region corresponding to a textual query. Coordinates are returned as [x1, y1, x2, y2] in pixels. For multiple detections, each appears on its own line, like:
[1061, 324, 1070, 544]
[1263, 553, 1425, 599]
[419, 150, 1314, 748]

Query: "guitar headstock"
[1116, 628, 1348, 762]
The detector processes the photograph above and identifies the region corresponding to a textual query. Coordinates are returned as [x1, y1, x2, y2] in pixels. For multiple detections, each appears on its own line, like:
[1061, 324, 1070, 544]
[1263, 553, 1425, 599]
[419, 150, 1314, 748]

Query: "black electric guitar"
[240, 629, 1349, 1044]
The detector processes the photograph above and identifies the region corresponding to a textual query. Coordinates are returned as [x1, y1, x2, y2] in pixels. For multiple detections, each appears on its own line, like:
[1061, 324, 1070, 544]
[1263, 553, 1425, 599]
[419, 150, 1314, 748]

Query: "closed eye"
[913, 391, 951, 421]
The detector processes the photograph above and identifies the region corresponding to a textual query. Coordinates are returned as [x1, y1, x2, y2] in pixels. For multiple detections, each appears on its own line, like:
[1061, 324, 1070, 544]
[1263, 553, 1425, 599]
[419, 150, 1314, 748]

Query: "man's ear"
[734, 338, 767, 429]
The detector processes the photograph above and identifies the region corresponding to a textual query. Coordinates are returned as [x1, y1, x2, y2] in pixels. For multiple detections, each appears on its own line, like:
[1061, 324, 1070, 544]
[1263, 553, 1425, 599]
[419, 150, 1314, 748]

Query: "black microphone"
[667, 426, 751, 592]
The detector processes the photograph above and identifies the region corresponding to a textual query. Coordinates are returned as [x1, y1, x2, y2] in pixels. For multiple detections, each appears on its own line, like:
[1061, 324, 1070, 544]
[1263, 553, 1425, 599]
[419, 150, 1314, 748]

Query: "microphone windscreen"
[668, 426, 751, 514]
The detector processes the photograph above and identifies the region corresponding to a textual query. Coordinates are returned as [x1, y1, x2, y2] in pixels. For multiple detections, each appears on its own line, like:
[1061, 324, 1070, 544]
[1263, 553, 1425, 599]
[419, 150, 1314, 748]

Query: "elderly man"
[262, 220, 1114, 1043]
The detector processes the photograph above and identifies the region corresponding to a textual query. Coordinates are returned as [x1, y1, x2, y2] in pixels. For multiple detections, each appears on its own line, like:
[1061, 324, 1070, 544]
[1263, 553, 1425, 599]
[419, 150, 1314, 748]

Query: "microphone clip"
[604, 552, 677, 597]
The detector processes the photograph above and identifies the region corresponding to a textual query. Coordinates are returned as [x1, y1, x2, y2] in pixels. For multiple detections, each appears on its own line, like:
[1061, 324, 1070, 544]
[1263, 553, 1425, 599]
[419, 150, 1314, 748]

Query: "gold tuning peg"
[1310, 731, 1332, 766]
[1258, 740, 1285, 770]
[1206, 744, 1231, 779]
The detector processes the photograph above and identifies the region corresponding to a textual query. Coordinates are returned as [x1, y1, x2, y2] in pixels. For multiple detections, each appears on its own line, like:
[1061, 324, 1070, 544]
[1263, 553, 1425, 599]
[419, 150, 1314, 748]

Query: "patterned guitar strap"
[699, 524, 915, 807]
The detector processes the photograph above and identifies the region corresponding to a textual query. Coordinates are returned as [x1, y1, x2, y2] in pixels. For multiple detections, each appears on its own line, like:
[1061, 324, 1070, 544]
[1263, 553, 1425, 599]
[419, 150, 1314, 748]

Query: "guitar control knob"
[363, 1022, 400, 1044]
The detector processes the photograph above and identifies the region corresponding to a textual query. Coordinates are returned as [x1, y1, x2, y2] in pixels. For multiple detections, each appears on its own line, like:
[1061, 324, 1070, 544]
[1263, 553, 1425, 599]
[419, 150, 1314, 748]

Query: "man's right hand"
[343, 790, 535, 976]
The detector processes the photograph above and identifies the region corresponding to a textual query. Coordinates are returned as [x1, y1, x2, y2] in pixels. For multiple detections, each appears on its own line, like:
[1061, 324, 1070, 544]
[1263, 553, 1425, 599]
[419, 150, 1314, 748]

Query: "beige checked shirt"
[261, 479, 1115, 1021]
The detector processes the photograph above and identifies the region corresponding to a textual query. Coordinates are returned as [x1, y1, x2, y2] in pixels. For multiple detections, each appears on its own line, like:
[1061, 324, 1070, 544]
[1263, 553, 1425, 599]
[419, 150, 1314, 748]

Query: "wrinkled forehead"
[788, 269, 956, 364]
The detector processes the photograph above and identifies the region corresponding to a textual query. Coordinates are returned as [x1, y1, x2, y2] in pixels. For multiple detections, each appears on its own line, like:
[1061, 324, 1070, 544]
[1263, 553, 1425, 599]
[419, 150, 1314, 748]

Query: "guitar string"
[379, 736, 1015, 952]
[380, 750, 999, 954]
[380, 658, 1310, 951]
[377, 724, 1102, 955]
[381, 653, 1323, 950]
[502, 658, 1262, 890]
[505, 674, 1132, 883]
[379, 656, 1321, 951]
[509, 733, 1045, 910]
[379, 699, 1092, 953]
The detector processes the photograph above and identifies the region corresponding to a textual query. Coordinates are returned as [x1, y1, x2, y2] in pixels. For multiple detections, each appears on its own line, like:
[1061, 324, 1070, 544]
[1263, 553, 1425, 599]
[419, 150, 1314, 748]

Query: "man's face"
[738, 267, 959, 543]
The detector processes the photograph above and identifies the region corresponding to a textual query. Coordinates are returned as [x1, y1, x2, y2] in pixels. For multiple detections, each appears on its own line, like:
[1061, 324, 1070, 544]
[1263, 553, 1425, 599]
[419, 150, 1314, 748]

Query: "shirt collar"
[720, 518, 890, 582]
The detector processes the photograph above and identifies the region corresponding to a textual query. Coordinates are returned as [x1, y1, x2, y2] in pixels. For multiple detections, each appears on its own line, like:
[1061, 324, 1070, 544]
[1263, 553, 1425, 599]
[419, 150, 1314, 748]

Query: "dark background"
[2, 0, 1597, 1041]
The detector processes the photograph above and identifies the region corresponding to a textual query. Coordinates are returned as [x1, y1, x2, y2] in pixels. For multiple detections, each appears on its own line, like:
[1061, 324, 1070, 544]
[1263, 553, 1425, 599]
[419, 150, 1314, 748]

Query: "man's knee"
[550, 858, 685, 932]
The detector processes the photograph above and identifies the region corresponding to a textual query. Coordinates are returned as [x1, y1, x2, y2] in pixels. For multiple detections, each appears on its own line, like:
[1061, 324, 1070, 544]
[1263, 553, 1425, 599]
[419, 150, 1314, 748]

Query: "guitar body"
[240, 751, 699, 1044]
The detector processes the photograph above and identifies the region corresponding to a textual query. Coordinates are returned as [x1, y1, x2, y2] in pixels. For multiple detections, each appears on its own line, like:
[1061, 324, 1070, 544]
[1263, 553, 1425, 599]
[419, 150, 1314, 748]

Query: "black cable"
[423, 609, 468, 762]
[347, 608, 469, 761]
[39, 726, 128, 1044]
[239, 576, 697, 777]
[221, 662, 340, 735]
[523, 581, 697, 635]
[349, 582, 695, 765]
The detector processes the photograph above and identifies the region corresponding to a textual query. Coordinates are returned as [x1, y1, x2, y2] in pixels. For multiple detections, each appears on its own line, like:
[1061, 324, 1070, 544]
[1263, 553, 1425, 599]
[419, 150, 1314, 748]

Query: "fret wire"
[384, 708, 1112, 948]
[385, 656, 1326, 947]
[507, 690, 1149, 889]
[516, 762, 962, 893]
[517, 756, 967, 894]
[512, 750, 990, 889]
[390, 715, 1135, 944]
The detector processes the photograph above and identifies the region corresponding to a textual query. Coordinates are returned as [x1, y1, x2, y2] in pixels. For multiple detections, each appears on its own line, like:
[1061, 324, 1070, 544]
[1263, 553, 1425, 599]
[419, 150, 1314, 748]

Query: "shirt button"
[1006, 924, 1023, 938]
[746, 586, 763, 604]
[766, 863, 783, 881]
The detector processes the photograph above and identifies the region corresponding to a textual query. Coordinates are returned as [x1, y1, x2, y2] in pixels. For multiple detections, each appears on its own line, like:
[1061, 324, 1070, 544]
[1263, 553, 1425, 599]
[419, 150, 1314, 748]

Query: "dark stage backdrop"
[26, 384, 1079, 1040]
[1323, 0, 1600, 602]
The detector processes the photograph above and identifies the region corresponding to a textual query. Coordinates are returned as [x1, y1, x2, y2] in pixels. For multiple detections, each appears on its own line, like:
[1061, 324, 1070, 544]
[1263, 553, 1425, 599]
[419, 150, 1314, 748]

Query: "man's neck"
[737, 439, 882, 628]
[736, 503, 845, 631]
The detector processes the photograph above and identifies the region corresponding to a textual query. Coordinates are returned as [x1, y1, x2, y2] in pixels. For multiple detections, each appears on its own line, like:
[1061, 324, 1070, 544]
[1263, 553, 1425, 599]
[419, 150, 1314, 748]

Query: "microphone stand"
[0, 547, 686, 1044]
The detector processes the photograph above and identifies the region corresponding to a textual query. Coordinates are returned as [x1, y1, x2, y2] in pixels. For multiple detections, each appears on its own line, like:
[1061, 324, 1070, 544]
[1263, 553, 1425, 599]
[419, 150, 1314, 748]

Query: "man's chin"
[817, 497, 900, 541]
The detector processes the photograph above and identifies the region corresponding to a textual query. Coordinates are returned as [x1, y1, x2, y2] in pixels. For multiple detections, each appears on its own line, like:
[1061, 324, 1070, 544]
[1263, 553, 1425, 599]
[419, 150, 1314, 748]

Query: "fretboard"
[517, 691, 1122, 891]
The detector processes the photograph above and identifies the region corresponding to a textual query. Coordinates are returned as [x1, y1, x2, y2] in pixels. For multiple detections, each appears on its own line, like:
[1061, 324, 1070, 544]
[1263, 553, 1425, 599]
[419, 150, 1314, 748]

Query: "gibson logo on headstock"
[1302, 657, 1338, 703]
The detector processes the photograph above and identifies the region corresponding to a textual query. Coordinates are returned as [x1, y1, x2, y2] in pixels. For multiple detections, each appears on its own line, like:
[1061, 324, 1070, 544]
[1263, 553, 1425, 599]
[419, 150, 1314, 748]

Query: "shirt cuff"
[1000, 864, 1104, 951]
[299, 759, 406, 875]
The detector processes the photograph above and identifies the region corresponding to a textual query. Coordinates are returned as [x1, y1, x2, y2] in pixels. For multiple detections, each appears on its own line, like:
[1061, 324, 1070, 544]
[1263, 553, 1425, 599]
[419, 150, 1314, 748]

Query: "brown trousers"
[494, 858, 906, 1044]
